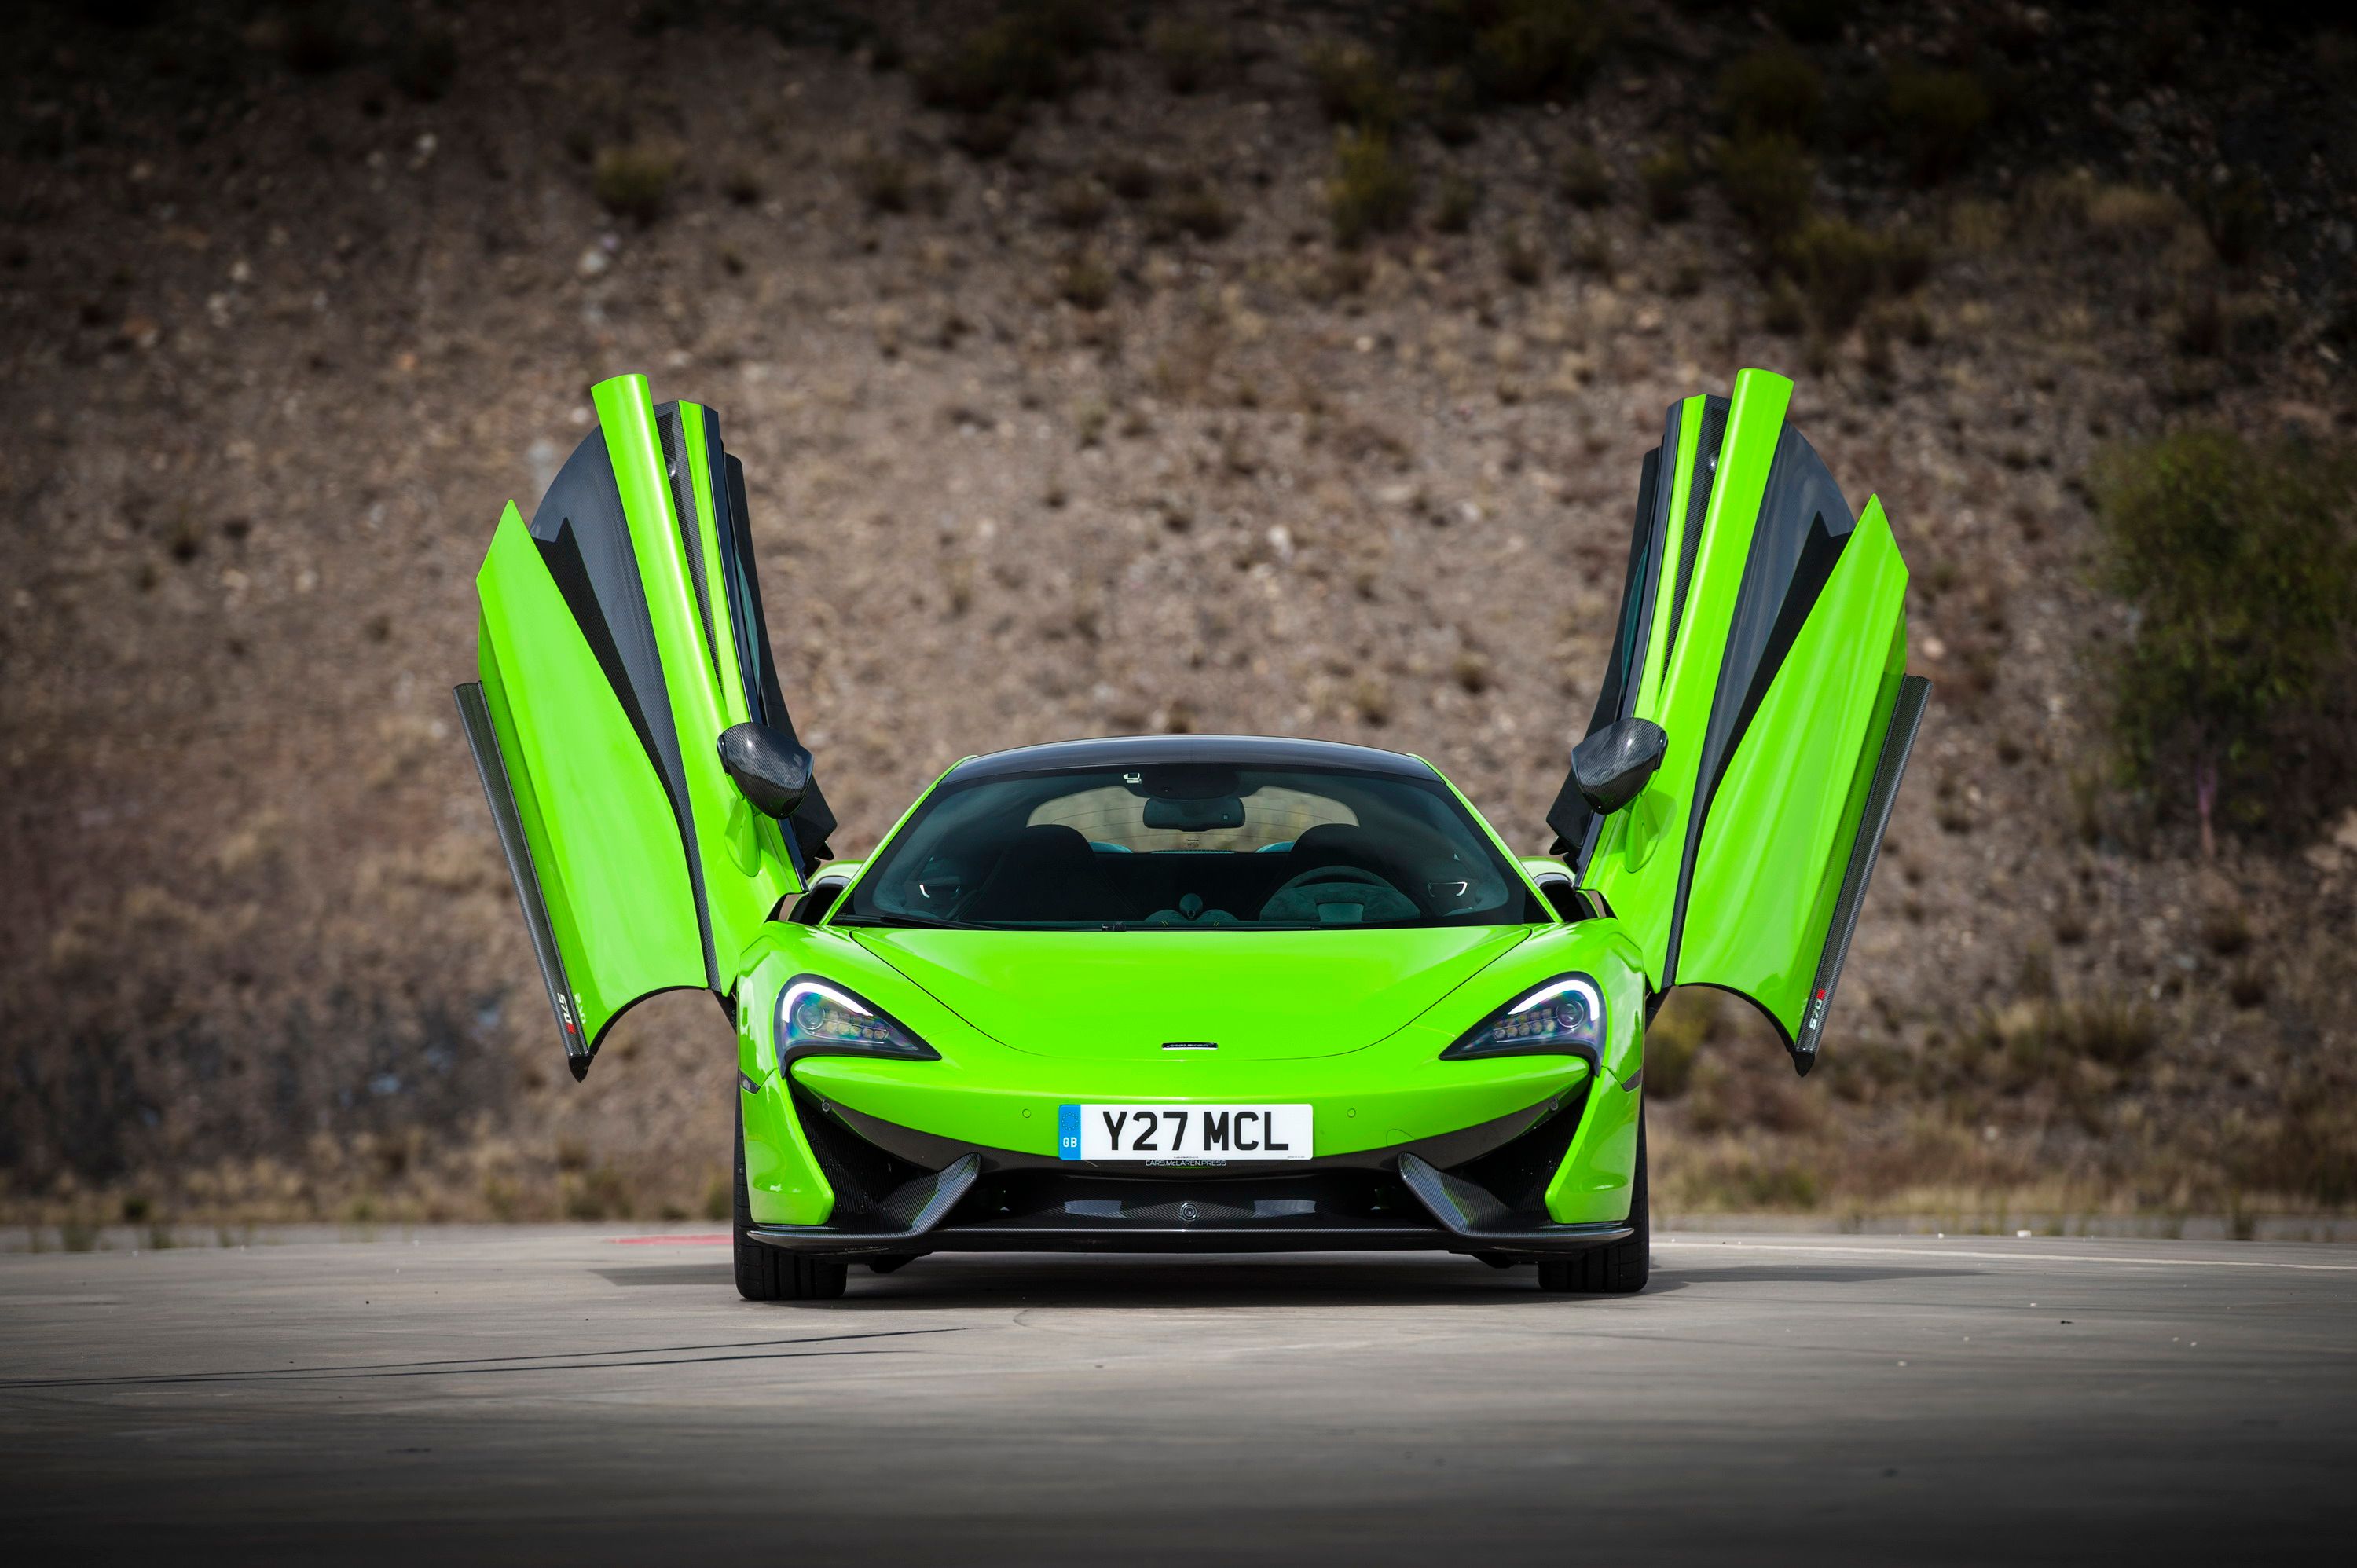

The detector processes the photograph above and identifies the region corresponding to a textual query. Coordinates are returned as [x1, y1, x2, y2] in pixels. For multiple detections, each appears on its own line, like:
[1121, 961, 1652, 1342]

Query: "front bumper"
[743, 1076, 1635, 1262]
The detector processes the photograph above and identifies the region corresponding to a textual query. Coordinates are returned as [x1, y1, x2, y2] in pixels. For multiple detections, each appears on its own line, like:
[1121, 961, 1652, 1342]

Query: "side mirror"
[717, 723, 811, 819]
[1571, 717, 1667, 815]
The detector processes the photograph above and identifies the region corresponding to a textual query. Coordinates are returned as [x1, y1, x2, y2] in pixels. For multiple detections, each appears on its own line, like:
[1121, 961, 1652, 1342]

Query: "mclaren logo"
[1161, 1040, 1219, 1051]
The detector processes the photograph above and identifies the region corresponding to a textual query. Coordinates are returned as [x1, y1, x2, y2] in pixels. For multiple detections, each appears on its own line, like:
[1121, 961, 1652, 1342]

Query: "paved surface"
[4, 1230, 2353, 1565]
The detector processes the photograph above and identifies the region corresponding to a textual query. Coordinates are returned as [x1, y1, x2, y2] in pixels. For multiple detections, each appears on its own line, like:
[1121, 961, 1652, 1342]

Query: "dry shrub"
[592, 141, 681, 225]
[1560, 144, 1611, 208]
[849, 148, 916, 214]
[915, 0, 1105, 115]
[1500, 225, 1543, 285]
[1643, 990, 1726, 1099]
[1434, 173, 1482, 234]
[1329, 129, 1415, 247]
[1885, 65, 1990, 185]
[1640, 145, 1697, 222]
[1147, 17, 1227, 95]
[1717, 132, 1815, 245]
[1717, 47, 1823, 141]
[1049, 176, 1109, 230]
[1978, 994, 2159, 1084]
[1776, 216, 1926, 335]
[1056, 251, 1113, 310]
[2194, 167, 2268, 268]
[1461, 0, 1613, 104]
[1150, 177, 1237, 243]
[1101, 156, 1160, 202]
[1307, 40, 1403, 132]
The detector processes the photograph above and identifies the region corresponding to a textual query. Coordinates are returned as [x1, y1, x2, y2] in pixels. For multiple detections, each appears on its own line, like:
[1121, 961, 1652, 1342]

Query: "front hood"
[848, 926, 1536, 1062]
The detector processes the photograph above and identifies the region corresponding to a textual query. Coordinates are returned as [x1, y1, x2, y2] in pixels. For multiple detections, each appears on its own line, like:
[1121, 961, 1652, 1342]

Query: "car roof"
[944, 734, 1441, 784]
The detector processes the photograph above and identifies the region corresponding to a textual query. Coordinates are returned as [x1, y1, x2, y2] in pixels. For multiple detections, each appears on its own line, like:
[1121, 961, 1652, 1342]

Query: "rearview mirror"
[717, 723, 812, 819]
[1143, 794, 1246, 831]
[1571, 717, 1667, 815]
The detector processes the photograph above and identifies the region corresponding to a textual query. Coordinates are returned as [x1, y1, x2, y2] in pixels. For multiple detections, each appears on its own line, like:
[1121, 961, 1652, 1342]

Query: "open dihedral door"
[1549, 368, 1929, 1074]
[455, 373, 836, 1079]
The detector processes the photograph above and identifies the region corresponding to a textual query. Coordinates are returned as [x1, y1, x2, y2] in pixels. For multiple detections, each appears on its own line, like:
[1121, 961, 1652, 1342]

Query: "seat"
[1277, 823, 1404, 884]
[960, 824, 1135, 924]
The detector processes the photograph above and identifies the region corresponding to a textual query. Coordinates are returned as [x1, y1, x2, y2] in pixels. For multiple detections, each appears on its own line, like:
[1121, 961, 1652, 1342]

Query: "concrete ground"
[3, 1229, 2352, 1565]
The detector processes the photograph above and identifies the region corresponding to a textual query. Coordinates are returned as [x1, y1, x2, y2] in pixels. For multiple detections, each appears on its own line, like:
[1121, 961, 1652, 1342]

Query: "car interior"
[847, 764, 1545, 929]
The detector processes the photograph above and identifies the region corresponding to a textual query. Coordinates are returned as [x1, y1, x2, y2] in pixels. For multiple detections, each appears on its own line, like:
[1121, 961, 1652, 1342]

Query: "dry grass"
[1329, 129, 1415, 247]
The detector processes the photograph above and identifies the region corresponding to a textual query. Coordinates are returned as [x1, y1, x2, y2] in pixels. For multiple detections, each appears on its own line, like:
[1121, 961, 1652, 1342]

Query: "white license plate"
[1058, 1105, 1312, 1162]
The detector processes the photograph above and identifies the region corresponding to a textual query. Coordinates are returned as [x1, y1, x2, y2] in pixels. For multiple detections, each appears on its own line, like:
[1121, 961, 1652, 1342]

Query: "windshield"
[838, 761, 1548, 930]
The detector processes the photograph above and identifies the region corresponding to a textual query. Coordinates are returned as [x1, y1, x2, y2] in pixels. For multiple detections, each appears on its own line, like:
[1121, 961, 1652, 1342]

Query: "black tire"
[734, 1105, 848, 1302]
[1539, 1100, 1649, 1295]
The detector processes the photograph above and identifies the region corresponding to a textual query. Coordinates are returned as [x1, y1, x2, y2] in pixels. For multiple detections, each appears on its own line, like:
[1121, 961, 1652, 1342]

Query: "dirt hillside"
[3, 0, 2353, 1228]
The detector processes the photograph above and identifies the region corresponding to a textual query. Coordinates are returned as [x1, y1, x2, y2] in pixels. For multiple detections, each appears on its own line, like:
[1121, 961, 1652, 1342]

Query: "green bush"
[1886, 65, 1990, 185]
[1717, 47, 1823, 141]
[1640, 145, 1698, 222]
[592, 141, 680, 225]
[1329, 129, 1416, 247]
[1717, 132, 1815, 244]
[2091, 430, 2357, 849]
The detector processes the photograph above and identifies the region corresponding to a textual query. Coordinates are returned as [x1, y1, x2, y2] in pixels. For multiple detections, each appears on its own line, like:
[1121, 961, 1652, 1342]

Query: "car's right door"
[1548, 368, 1928, 1072]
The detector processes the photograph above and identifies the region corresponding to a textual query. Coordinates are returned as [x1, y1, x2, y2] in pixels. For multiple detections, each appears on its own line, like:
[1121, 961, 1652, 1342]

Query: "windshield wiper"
[829, 910, 992, 931]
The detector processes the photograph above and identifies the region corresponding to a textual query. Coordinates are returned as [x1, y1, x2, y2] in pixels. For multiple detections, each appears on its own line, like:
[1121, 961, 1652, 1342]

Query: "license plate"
[1058, 1105, 1312, 1161]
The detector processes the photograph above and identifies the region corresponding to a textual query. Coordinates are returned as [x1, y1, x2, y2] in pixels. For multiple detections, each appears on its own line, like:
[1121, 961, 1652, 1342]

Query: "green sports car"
[456, 368, 1926, 1300]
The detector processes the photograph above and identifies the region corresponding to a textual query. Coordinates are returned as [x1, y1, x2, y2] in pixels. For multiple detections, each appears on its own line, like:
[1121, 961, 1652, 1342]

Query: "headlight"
[773, 976, 938, 1070]
[1439, 973, 1606, 1064]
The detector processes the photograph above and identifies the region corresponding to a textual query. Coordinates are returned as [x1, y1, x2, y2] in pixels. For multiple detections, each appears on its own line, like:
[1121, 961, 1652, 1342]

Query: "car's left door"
[456, 373, 836, 1078]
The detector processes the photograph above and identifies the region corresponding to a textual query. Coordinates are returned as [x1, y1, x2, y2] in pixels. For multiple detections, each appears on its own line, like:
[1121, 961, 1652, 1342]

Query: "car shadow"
[698, 1254, 1688, 1309]
[1658, 1264, 1976, 1285]
[593, 1264, 737, 1287]
[592, 1255, 1974, 1305]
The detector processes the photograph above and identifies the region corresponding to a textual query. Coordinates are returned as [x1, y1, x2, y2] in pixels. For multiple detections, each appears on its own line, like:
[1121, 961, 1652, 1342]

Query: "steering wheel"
[1259, 866, 1419, 925]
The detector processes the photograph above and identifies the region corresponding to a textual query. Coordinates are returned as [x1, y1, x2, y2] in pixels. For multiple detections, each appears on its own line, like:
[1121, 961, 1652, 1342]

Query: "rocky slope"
[2, 0, 2352, 1226]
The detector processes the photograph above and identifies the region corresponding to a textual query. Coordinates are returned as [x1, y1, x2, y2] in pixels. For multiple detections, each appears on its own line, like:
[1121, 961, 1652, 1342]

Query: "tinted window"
[838, 763, 1547, 930]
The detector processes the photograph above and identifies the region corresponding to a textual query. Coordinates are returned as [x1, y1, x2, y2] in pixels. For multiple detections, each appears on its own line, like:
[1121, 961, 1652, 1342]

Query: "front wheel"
[733, 1104, 847, 1302]
[1539, 1099, 1649, 1295]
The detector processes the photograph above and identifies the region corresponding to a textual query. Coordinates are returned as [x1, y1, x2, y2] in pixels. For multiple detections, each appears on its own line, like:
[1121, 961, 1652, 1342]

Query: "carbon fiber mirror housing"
[717, 722, 812, 819]
[1571, 717, 1667, 815]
